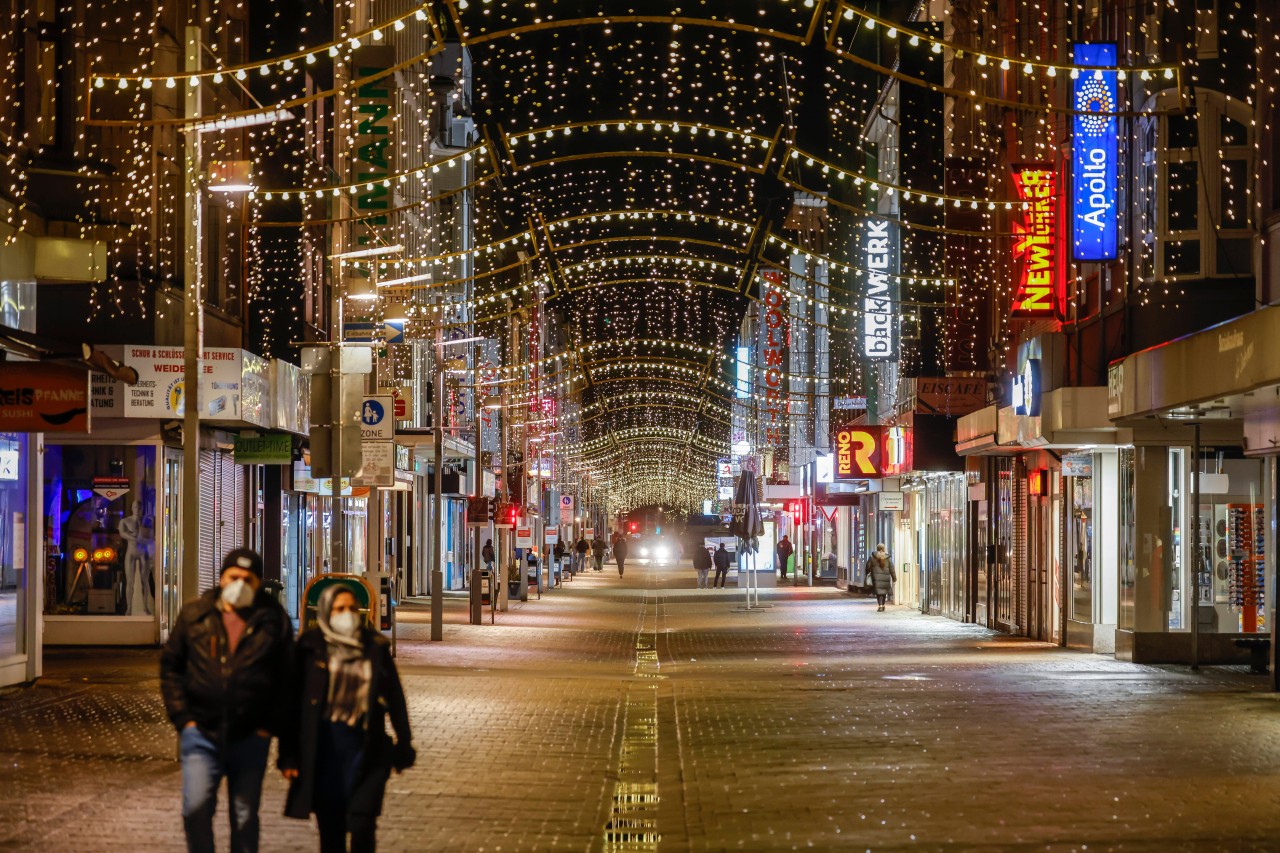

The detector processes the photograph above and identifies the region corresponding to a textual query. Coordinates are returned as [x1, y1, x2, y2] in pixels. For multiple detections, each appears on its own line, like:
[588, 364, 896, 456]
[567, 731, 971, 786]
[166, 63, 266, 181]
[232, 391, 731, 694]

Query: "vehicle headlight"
[640, 547, 650, 556]
[655, 547, 668, 559]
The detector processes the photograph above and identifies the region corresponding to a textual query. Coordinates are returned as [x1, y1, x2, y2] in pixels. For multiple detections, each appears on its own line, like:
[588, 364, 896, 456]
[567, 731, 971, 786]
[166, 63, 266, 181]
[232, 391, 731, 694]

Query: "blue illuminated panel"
[1071, 43, 1118, 261]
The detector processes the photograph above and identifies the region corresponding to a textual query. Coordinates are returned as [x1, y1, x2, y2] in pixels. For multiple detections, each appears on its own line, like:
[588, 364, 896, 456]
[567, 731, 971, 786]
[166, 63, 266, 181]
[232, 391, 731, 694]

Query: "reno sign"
[833, 426, 912, 480]
[1071, 42, 1118, 261]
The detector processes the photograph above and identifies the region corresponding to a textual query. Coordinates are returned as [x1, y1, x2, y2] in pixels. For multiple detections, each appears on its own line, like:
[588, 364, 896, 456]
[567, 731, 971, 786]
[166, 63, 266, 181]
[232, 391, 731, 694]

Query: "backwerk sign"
[862, 218, 900, 359]
[1072, 42, 1119, 261]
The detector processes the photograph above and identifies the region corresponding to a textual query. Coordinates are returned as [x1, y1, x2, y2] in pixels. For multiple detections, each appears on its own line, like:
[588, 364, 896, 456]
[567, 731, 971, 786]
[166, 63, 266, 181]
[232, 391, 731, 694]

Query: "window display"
[0, 433, 28, 658]
[44, 445, 157, 616]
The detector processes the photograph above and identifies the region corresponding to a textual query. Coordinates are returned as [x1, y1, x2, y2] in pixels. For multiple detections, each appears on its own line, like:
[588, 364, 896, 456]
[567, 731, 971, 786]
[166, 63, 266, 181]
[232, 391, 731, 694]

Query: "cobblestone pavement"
[1, 563, 1279, 851]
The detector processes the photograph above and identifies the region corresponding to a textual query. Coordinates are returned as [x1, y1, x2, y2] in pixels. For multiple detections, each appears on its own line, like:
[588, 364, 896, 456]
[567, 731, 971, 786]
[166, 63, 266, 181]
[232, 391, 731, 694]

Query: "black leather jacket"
[159, 588, 295, 742]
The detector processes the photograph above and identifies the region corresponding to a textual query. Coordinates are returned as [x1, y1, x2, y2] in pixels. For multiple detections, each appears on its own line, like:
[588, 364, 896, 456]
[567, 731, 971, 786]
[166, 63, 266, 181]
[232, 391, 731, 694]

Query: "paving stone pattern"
[0, 564, 1278, 851]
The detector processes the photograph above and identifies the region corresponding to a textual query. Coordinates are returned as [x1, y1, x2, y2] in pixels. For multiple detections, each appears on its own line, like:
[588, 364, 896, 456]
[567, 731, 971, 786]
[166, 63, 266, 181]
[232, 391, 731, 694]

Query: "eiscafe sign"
[915, 377, 988, 416]
[0, 363, 90, 432]
[862, 219, 899, 360]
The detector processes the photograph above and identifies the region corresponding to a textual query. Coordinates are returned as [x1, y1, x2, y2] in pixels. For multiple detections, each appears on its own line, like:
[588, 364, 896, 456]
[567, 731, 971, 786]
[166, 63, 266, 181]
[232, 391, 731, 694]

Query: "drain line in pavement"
[603, 591, 662, 851]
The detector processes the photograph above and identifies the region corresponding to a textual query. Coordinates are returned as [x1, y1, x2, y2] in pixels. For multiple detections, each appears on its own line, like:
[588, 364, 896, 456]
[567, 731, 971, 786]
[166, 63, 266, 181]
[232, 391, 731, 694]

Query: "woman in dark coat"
[865, 544, 896, 612]
[280, 585, 415, 852]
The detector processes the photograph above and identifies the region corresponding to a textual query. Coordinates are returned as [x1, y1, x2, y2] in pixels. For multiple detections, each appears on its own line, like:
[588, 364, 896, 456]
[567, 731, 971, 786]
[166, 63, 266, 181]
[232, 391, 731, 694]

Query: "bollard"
[469, 567, 483, 625]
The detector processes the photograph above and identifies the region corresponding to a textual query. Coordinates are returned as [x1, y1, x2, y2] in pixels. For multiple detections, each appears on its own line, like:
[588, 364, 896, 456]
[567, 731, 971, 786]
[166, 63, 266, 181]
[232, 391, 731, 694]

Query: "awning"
[957, 388, 1130, 457]
[1107, 306, 1280, 455]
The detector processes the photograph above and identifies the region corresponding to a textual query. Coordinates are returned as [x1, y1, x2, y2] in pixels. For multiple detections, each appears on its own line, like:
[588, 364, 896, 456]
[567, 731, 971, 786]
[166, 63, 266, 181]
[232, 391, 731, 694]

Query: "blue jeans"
[180, 725, 271, 853]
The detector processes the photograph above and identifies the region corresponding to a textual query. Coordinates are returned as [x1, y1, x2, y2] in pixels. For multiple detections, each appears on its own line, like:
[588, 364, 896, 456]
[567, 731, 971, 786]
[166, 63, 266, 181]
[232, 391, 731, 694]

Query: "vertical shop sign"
[348, 46, 395, 286]
[862, 218, 899, 359]
[479, 338, 501, 454]
[1071, 42, 1118, 261]
[760, 272, 789, 468]
[1010, 164, 1061, 316]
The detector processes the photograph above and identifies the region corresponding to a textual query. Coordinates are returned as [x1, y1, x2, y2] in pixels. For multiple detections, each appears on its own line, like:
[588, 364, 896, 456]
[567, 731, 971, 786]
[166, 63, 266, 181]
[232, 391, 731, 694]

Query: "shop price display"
[1227, 505, 1266, 631]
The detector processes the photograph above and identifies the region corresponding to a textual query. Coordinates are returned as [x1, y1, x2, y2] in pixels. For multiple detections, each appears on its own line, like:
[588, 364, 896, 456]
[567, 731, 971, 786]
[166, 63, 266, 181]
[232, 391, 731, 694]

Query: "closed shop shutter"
[1013, 460, 1029, 635]
[198, 450, 217, 594]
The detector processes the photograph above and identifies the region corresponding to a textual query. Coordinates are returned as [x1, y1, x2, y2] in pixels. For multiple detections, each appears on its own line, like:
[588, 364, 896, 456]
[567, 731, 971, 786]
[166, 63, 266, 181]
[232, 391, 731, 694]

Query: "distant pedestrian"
[591, 537, 606, 571]
[160, 548, 294, 853]
[866, 544, 896, 611]
[776, 535, 794, 580]
[481, 539, 495, 572]
[713, 543, 732, 588]
[693, 546, 713, 589]
[614, 534, 629, 577]
[574, 538, 589, 575]
[280, 584, 415, 853]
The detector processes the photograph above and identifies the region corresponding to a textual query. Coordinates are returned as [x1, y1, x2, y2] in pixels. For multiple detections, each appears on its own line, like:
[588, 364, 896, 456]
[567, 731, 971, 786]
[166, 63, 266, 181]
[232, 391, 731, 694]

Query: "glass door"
[160, 449, 183, 642]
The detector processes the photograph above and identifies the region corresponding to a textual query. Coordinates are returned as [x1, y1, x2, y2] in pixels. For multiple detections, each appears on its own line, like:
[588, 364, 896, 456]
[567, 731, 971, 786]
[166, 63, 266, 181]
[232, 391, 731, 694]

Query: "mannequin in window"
[119, 500, 153, 616]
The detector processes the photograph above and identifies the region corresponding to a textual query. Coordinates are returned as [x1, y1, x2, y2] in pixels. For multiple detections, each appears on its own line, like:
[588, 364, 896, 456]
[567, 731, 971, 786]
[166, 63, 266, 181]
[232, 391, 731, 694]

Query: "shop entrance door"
[160, 449, 184, 642]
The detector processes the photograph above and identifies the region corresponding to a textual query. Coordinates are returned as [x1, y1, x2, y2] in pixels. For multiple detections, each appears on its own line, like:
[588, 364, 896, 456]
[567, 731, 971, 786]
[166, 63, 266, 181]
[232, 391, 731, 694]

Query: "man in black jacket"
[713, 543, 733, 589]
[160, 548, 294, 853]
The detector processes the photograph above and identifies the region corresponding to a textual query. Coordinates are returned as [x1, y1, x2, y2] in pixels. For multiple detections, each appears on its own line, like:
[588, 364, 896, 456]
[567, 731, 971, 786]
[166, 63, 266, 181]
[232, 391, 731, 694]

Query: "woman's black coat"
[280, 626, 413, 821]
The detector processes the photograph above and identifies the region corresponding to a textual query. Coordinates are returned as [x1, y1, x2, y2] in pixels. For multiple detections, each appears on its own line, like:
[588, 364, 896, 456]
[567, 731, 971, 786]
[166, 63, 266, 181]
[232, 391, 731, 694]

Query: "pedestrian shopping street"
[2, 562, 1279, 852]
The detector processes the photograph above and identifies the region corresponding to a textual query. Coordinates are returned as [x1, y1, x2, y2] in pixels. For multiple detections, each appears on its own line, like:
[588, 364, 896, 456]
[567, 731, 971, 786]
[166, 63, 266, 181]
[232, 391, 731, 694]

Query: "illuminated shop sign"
[1011, 165, 1060, 316]
[760, 272, 789, 450]
[862, 218, 899, 360]
[1072, 43, 1118, 261]
[1011, 358, 1041, 417]
[735, 345, 750, 398]
[833, 426, 913, 480]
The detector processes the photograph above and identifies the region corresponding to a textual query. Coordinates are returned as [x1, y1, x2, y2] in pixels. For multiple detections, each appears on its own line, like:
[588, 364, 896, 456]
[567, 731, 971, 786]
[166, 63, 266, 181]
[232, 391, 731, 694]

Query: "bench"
[1234, 638, 1271, 673]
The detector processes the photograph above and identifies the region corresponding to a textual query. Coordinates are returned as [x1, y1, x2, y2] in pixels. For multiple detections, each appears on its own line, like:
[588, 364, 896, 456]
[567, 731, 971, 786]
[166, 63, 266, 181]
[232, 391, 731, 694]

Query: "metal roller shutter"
[198, 450, 217, 594]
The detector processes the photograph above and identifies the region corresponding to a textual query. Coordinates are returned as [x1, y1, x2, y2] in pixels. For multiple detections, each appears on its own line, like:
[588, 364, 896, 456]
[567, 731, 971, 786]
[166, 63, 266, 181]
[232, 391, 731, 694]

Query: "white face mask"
[329, 610, 360, 636]
[220, 578, 255, 609]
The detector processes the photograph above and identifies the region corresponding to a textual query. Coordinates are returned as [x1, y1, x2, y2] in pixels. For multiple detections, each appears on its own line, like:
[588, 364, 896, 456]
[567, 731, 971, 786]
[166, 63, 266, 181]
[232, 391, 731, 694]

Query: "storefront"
[1109, 305, 1280, 670]
[44, 347, 307, 645]
[956, 385, 1130, 646]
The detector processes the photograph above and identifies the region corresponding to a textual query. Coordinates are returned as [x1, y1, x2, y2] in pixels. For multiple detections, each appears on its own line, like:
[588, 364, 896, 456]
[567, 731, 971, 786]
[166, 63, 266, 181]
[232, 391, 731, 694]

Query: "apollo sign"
[1072, 43, 1118, 261]
[862, 219, 899, 360]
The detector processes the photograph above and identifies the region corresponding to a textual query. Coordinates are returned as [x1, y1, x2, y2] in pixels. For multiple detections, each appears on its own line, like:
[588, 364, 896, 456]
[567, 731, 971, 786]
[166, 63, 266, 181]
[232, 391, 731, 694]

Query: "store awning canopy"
[1107, 305, 1280, 455]
[957, 388, 1130, 456]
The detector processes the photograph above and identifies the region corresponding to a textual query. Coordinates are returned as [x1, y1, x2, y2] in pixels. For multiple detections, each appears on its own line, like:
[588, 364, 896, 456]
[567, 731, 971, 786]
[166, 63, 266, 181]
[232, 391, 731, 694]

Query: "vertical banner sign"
[479, 339, 501, 456]
[1010, 165, 1060, 317]
[862, 218, 900, 359]
[349, 46, 395, 289]
[1072, 43, 1118, 261]
[759, 272, 789, 460]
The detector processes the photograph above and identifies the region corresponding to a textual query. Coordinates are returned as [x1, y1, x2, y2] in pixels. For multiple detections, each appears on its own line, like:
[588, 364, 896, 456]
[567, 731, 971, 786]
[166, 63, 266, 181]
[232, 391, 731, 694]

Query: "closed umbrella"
[731, 470, 766, 608]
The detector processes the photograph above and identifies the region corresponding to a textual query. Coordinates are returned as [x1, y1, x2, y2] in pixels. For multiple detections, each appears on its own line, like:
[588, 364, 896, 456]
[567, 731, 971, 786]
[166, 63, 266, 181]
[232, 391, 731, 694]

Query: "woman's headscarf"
[317, 583, 366, 662]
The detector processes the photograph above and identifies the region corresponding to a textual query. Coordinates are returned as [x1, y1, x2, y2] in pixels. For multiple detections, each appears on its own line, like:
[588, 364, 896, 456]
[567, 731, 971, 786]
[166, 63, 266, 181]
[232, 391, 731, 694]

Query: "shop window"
[1117, 449, 1136, 631]
[43, 445, 158, 617]
[1069, 471, 1094, 624]
[0, 434, 28, 658]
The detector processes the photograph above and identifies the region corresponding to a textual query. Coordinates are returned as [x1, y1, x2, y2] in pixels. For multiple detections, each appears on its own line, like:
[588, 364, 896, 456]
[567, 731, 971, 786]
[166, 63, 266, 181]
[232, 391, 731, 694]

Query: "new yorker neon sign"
[1072, 43, 1118, 261]
[862, 219, 899, 360]
[1011, 165, 1060, 317]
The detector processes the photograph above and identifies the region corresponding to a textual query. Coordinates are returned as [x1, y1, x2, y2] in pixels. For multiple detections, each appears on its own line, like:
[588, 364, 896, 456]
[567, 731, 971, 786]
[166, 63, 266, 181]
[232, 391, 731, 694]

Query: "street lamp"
[180, 21, 257, 607]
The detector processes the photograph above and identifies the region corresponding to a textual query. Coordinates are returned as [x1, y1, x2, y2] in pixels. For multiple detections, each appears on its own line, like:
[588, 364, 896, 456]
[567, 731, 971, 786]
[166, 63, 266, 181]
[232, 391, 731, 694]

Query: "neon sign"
[862, 219, 899, 360]
[1072, 43, 1118, 261]
[1011, 165, 1060, 316]
[760, 272, 788, 449]
[833, 426, 913, 480]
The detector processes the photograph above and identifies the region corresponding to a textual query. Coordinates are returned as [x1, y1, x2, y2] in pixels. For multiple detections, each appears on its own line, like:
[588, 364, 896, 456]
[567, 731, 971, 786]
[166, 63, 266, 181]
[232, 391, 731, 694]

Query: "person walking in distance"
[160, 548, 295, 853]
[776, 535, 794, 581]
[713, 543, 732, 588]
[280, 584, 415, 853]
[591, 536, 606, 572]
[613, 533, 629, 577]
[693, 545, 713, 589]
[574, 537, 589, 575]
[481, 539, 496, 573]
[866, 543, 897, 611]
